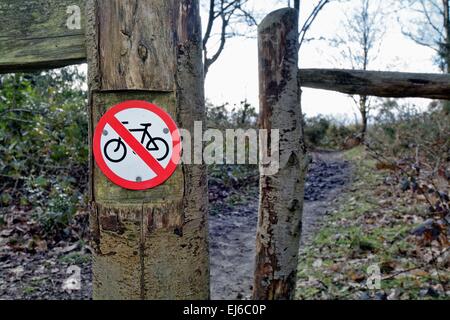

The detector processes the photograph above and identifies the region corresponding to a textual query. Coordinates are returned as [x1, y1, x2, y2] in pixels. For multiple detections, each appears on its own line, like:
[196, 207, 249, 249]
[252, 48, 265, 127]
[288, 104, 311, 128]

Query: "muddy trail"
[0, 152, 350, 300]
[210, 152, 351, 300]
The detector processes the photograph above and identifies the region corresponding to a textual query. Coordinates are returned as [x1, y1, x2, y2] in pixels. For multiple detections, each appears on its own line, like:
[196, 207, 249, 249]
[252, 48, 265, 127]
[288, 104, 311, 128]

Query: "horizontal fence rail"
[0, 0, 86, 73]
[299, 68, 450, 100]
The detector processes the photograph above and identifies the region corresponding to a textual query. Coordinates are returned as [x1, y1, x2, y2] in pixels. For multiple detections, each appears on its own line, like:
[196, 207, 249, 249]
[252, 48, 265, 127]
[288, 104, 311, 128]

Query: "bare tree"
[202, 0, 257, 77]
[399, 0, 450, 72]
[285, 0, 334, 49]
[203, 0, 333, 78]
[299, 0, 332, 50]
[332, 0, 385, 141]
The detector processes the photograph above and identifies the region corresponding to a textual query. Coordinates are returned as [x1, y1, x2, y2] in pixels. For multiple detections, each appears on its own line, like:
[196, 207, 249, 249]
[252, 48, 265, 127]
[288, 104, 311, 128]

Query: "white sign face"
[93, 101, 181, 190]
[101, 108, 173, 181]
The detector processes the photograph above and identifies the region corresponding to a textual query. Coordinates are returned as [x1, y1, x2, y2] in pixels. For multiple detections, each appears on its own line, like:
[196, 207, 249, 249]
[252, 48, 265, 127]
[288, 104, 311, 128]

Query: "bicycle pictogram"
[104, 121, 170, 163]
[93, 100, 181, 190]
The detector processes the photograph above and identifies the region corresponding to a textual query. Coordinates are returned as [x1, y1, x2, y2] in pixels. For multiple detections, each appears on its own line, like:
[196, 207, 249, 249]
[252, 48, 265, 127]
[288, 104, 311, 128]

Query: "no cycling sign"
[93, 100, 181, 190]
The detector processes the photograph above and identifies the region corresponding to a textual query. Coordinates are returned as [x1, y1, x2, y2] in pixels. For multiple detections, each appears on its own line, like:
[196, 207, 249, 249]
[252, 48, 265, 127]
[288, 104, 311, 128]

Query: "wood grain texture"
[253, 8, 308, 300]
[87, 0, 209, 300]
[299, 68, 450, 100]
[96, 0, 177, 91]
[0, 0, 86, 73]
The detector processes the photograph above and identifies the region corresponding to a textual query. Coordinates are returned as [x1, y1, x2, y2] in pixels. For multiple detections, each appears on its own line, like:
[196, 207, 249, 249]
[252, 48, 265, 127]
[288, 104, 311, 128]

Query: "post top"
[258, 8, 298, 33]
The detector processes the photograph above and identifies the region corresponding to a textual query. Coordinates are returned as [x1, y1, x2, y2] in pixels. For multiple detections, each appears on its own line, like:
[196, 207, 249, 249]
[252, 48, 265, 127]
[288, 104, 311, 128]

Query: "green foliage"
[206, 99, 257, 130]
[370, 99, 450, 162]
[35, 185, 80, 234]
[59, 252, 90, 264]
[304, 115, 330, 146]
[297, 147, 448, 300]
[0, 66, 88, 234]
[369, 100, 449, 226]
[304, 115, 357, 149]
[205, 100, 259, 215]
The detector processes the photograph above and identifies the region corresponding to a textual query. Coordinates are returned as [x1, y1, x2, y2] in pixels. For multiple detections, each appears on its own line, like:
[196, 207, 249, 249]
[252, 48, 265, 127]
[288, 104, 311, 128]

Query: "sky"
[202, 0, 440, 122]
[77, 1, 440, 121]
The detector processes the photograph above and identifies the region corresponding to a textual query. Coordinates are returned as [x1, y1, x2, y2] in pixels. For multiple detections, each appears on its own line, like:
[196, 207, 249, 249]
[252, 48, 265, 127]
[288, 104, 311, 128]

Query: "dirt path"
[0, 152, 350, 300]
[209, 152, 352, 300]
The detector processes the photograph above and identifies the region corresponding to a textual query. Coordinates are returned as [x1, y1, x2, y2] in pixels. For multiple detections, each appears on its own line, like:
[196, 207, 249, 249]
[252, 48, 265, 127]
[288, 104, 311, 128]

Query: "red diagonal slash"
[108, 116, 165, 176]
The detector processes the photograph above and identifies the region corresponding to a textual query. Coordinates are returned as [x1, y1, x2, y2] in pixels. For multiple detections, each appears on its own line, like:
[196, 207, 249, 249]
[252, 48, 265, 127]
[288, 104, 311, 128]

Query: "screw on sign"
[93, 100, 181, 190]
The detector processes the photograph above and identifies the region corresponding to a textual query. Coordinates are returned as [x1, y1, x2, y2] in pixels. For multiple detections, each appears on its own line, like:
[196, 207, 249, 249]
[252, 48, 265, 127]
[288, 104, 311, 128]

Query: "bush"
[304, 115, 330, 146]
[0, 67, 88, 234]
[206, 99, 257, 130]
[368, 100, 449, 221]
[304, 115, 357, 150]
[370, 100, 450, 162]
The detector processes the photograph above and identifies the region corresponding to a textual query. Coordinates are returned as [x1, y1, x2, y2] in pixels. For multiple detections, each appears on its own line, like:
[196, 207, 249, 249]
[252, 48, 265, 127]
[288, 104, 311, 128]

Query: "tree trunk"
[443, 0, 450, 73]
[359, 95, 368, 141]
[253, 8, 308, 300]
[86, 0, 209, 300]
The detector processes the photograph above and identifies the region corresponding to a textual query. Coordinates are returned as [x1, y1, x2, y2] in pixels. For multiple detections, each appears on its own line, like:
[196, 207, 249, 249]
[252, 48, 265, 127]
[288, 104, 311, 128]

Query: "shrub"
[304, 115, 357, 149]
[0, 67, 88, 235]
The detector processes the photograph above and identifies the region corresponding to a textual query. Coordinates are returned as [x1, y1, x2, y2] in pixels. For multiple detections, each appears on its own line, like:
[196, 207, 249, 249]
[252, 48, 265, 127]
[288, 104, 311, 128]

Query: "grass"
[59, 252, 90, 265]
[23, 286, 37, 295]
[296, 146, 449, 300]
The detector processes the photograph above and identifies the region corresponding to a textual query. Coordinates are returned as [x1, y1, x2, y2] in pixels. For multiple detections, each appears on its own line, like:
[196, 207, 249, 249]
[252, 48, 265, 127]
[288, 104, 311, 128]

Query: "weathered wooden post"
[0, 0, 86, 72]
[253, 8, 308, 300]
[86, 0, 209, 299]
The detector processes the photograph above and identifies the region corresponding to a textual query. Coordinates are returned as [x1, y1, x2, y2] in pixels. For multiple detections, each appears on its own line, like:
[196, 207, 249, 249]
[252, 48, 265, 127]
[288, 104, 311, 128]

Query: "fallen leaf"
[312, 259, 323, 268]
[348, 271, 366, 282]
[329, 263, 342, 272]
[0, 229, 13, 237]
[9, 266, 24, 277]
[387, 288, 401, 300]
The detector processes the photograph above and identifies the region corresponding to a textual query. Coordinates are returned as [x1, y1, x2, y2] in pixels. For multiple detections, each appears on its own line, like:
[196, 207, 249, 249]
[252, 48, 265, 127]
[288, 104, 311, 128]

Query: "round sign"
[93, 100, 181, 190]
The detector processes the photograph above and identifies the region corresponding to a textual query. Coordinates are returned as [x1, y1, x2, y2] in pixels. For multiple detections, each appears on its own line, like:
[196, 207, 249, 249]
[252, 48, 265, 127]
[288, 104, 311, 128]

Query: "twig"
[382, 248, 449, 281]
[382, 267, 420, 281]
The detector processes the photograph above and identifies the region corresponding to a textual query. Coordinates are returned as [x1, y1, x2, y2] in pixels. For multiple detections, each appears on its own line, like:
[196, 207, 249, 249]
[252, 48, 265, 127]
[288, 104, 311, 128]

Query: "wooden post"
[0, 0, 86, 73]
[86, 0, 209, 300]
[253, 8, 308, 300]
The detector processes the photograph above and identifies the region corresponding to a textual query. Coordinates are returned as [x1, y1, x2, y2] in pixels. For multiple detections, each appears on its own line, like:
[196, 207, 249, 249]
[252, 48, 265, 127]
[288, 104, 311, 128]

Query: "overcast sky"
[202, 0, 439, 122]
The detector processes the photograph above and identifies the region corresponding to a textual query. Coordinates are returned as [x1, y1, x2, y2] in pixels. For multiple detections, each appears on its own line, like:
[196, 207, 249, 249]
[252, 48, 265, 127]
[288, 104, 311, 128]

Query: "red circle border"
[93, 100, 181, 191]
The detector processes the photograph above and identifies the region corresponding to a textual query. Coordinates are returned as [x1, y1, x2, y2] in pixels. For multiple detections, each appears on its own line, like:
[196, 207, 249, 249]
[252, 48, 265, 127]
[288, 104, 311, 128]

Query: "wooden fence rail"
[299, 68, 450, 100]
[0, 0, 86, 72]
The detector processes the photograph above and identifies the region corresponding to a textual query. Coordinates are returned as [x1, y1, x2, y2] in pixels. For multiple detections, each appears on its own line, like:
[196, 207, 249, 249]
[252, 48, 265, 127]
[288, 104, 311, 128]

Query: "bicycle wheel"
[147, 137, 169, 161]
[104, 139, 127, 163]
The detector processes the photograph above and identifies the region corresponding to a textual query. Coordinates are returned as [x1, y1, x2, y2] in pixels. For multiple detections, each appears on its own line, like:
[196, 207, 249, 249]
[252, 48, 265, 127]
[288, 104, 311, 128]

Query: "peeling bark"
[253, 8, 308, 300]
[87, 0, 208, 300]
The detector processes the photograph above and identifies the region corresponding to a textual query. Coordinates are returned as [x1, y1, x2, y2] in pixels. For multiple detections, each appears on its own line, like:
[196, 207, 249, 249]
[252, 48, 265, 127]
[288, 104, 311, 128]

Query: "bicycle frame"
[127, 123, 158, 149]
